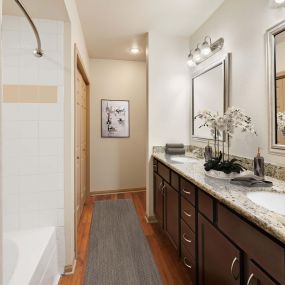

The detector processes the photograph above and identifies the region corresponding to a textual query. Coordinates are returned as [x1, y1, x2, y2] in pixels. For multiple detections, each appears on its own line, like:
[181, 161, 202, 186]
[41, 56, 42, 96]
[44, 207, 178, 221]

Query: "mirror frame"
[191, 53, 231, 142]
[267, 20, 285, 155]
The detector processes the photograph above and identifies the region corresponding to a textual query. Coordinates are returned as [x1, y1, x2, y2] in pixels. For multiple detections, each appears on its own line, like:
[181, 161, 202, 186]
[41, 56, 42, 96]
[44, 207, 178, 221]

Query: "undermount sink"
[246, 191, 285, 216]
[170, 156, 197, 164]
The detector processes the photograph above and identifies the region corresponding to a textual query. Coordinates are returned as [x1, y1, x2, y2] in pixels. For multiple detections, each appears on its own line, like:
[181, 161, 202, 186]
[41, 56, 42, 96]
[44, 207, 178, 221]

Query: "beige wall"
[189, 0, 285, 166]
[90, 59, 147, 192]
[146, 32, 190, 217]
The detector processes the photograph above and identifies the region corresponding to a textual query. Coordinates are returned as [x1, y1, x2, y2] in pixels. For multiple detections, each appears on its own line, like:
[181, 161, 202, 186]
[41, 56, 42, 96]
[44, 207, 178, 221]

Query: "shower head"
[14, 0, 43, 57]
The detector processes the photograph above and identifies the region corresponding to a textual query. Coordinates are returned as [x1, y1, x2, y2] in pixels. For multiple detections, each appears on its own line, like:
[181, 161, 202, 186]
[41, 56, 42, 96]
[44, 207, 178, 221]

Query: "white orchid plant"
[277, 112, 285, 135]
[195, 107, 257, 174]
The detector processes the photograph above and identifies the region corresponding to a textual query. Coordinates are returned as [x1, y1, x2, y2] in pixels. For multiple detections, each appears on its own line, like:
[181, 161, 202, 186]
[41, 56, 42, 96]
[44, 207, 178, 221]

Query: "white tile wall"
[2, 16, 65, 264]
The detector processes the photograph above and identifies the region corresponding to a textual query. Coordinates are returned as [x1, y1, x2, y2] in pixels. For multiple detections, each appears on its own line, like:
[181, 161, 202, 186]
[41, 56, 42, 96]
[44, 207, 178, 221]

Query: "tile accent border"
[153, 145, 285, 181]
[3, 85, 58, 103]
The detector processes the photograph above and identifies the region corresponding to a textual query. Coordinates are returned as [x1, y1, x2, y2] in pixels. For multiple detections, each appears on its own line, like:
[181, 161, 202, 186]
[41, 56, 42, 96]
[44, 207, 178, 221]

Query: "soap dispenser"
[254, 147, 265, 178]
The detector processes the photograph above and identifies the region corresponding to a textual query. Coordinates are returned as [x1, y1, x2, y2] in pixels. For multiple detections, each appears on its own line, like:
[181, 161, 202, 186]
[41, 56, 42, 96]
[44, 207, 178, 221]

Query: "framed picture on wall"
[101, 99, 130, 138]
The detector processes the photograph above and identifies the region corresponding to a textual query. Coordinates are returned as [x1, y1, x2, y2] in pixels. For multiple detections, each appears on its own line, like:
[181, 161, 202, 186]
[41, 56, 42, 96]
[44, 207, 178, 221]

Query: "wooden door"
[164, 183, 179, 249]
[154, 173, 164, 229]
[198, 214, 241, 285]
[75, 69, 88, 225]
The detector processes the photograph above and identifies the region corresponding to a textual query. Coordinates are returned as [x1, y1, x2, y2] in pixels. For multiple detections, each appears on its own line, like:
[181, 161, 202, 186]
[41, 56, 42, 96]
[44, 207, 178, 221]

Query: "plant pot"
[205, 169, 249, 180]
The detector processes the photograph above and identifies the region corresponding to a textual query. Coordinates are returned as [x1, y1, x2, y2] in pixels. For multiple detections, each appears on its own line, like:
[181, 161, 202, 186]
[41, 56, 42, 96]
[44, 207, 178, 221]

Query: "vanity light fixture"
[187, 36, 224, 67]
[187, 50, 196, 67]
[201, 36, 212, 56]
[275, 0, 285, 4]
[271, 0, 285, 8]
[193, 45, 202, 62]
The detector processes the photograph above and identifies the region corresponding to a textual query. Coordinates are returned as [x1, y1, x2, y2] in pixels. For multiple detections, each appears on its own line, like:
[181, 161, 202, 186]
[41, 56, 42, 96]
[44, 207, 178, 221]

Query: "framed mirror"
[192, 53, 230, 141]
[267, 21, 285, 154]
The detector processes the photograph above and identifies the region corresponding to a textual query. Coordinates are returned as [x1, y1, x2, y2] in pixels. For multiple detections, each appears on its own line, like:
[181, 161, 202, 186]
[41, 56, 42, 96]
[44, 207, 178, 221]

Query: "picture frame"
[101, 99, 130, 138]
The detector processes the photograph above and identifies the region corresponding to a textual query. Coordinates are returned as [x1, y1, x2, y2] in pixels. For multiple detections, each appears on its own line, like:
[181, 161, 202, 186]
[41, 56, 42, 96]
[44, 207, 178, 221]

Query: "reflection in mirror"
[267, 20, 285, 153]
[193, 64, 224, 139]
[192, 54, 230, 141]
[275, 31, 285, 145]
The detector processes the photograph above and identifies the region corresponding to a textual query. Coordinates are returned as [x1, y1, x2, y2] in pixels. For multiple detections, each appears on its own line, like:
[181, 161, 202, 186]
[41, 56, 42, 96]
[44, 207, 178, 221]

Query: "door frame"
[74, 44, 90, 257]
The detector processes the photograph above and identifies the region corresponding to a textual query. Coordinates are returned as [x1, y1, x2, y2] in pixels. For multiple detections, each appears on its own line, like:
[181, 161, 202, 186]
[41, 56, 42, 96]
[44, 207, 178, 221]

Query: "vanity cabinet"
[153, 159, 179, 250]
[164, 182, 179, 249]
[198, 214, 241, 285]
[152, 157, 285, 285]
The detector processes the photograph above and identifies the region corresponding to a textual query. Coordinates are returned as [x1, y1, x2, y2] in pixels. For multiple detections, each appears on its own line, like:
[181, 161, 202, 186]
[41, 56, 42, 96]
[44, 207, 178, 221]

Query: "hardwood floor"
[59, 191, 193, 285]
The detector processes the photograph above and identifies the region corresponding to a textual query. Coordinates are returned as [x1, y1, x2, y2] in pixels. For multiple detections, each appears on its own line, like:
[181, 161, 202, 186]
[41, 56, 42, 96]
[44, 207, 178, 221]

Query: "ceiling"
[75, 0, 224, 61]
[3, 0, 69, 21]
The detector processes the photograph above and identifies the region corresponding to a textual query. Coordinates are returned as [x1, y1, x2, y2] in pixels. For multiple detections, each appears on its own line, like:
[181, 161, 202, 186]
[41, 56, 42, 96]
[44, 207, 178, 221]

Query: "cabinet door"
[198, 214, 241, 285]
[245, 260, 278, 285]
[154, 173, 164, 228]
[164, 183, 179, 249]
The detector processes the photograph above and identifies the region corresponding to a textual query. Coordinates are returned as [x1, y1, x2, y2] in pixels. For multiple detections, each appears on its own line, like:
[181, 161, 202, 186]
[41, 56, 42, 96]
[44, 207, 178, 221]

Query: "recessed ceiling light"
[275, 0, 285, 3]
[129, 47, 141, 54]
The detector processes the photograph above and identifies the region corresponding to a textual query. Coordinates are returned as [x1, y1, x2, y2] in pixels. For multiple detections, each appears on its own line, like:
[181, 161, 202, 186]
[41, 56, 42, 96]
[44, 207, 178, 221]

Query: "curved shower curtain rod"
[14, 0, 43, 57]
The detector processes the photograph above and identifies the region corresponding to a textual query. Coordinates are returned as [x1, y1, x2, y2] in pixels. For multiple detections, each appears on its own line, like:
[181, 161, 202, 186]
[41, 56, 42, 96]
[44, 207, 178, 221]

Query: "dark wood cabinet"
[153, 158, 285, 285]
[244, 260, 278, 285]
[154, 172, 164, 228]
[198, 214, 241, 285]
[164, 183, 179, 249]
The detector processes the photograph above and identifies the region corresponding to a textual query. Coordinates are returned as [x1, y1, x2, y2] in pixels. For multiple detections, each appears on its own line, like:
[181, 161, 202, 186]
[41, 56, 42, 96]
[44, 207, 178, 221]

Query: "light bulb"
[129, 47, 140, 54]
[193, 47, 201, 62]
[275, 0, 285, 3]
[201, 41, 212, 57]
[187, 56, 196, 67]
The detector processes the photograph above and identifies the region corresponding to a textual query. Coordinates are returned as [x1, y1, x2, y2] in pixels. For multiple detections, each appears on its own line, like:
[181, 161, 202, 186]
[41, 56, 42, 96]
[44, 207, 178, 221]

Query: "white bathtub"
[3, 227, 61, 285]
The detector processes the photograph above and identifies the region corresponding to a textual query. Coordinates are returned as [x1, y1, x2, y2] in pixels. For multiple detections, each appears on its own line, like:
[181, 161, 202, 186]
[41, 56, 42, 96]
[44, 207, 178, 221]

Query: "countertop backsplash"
[153, 145, 285, 182]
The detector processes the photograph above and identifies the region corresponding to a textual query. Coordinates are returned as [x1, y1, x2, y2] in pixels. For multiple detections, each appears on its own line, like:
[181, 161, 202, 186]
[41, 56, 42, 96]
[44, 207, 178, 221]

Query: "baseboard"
[89, 187, 146, 196]
[145, 215, 158, 224]
[63, 259, 76, 275]
[52, 274, 61, 285]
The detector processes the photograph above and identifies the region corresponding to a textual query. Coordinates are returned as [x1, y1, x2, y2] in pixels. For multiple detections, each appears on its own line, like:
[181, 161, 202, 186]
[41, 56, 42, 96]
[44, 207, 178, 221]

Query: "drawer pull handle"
[159, 182, 163, 191]
[183, 210, 192, 217]
[246, 273, 255, 285]
[182, 189, 191, 195]
[183, 233, 192, 243]
[230, 257, 240, 280]
[183, 257, 192, 269]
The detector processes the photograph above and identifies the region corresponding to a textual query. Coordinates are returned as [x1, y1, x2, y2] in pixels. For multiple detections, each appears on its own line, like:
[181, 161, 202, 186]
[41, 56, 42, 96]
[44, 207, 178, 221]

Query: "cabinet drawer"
[181, 244, 196, 284]
[181, 197, 196, 232]
[171, 171, 179, 191]
[217, 204, 285, 284]
[181, 219, 196, 258]
[246, 260, 278, 285]
[181, 178, 196, 206]
[198, 190, 214, 222]
[158, 162, 170, 183]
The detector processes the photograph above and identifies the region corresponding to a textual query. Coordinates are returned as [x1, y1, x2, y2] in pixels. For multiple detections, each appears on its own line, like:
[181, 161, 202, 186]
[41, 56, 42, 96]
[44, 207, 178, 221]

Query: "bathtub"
[3, 227, 61, 285]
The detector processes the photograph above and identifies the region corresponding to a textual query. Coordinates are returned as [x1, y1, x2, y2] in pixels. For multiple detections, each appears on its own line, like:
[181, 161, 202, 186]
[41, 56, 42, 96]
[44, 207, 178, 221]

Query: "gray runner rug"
[84, 199, 163, 285]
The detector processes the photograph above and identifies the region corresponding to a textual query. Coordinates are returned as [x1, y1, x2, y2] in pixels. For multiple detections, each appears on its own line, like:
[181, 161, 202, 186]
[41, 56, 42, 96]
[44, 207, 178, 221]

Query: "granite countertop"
[153, 152, 285, 244]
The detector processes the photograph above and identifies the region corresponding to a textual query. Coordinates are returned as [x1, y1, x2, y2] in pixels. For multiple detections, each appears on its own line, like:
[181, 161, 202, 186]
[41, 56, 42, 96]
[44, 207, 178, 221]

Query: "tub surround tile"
[153, 151, 285, 244]
[2, 16, 65, 237]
